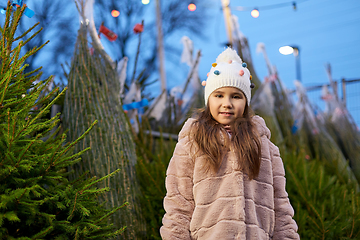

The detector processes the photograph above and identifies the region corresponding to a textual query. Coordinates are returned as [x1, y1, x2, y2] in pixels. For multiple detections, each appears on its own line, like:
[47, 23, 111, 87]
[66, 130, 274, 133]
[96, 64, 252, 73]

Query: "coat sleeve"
[270, 142, 300, 240]
[160, 137, 195, 240]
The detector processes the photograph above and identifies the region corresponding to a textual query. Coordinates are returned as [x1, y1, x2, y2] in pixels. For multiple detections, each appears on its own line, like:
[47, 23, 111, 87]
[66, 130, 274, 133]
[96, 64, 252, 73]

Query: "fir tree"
[0, 3, 126, 239]
[62, 6, 146, 239]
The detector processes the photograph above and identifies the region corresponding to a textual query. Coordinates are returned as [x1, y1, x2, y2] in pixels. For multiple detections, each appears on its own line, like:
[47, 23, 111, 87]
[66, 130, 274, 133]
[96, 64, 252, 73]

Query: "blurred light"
[111, 10, 120, 17]
[222, 0, 230, 7]
[142, 0, 150, 4]
[279, 46, 294, 55]
[188, 3, 196, 11]
[251, 8, 259, 18]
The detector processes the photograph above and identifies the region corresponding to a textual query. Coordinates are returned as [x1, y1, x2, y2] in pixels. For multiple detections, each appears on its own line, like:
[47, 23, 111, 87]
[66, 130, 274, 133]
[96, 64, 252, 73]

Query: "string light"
[188, 3, 196, 11]
[111, 10, 120, 17]
[142, 0, 150, 5]
[233, 0, 306, 18]
[251, 8, 259, 18]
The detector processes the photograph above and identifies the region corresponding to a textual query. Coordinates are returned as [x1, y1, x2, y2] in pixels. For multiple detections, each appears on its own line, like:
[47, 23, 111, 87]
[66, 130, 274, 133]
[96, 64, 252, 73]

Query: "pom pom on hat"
[204, 47, 252, 106]
[215, 47, 242, 63]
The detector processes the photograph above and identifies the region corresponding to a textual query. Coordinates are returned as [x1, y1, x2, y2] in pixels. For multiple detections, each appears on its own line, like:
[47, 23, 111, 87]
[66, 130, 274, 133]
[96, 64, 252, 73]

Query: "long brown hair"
[191, 103, 262, 180]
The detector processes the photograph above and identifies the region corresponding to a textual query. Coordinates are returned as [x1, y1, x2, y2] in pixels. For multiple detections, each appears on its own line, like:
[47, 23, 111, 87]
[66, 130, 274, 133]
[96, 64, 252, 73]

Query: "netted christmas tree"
[62, 8, 146, 239]
[252, 43, 360, 239]
[0, 2, 127, 239]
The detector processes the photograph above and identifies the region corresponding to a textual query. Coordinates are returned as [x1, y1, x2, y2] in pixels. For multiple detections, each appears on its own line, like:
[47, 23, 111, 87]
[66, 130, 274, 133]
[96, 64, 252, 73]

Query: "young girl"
[160, 48, 299, 240]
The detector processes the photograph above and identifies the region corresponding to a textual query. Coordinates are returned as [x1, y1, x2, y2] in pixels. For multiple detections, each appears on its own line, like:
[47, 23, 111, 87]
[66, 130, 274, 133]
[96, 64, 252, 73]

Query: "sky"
[163, 0, 360, 126]
[4, 0, 360, 126]
[196, 0, 360, 88]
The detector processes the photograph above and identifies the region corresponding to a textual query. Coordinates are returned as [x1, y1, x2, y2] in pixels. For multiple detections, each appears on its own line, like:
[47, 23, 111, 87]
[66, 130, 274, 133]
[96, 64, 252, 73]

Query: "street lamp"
[279, 45, 301, 82]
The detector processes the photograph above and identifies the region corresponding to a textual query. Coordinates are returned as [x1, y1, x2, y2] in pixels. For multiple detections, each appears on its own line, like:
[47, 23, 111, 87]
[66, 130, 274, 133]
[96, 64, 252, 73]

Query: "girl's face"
[208, 87, 247, 125]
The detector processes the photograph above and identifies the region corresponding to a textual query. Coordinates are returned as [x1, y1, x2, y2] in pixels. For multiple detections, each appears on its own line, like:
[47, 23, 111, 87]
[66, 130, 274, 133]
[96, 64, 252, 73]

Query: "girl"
[160, 48, 299, 240]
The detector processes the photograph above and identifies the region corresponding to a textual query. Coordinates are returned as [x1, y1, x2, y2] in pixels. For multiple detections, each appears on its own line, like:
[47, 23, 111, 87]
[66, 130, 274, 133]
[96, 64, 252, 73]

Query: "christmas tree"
[62, 7, 146, 239]
[0, 3, 126, 239]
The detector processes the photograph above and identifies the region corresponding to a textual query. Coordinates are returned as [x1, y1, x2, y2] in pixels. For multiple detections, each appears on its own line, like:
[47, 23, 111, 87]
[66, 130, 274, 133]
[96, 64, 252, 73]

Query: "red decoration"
[133, 23, 144, 34]
[177, 99, 184, 106]
[99, 24, 118, 42]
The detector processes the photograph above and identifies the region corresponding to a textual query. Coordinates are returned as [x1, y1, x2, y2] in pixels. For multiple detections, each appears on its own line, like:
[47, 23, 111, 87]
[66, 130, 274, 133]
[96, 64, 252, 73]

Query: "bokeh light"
[111, 10, 120, 17]
[279, 46, 294, 55]
[251, 9, 259, 18]
[142, 0, 150, 5]
[188, 3, 196, 11]
[222, 0, 230, 7]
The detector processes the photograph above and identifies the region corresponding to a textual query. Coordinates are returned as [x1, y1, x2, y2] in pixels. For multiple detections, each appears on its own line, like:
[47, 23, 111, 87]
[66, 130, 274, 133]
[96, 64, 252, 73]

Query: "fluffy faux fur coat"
[160, 116, 300, 240]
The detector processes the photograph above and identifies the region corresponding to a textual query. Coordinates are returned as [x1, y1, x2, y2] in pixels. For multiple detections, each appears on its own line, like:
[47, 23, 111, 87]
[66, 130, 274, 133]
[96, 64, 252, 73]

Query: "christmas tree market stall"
[1, 0, 360, 239]
[133, 18, 360, 240]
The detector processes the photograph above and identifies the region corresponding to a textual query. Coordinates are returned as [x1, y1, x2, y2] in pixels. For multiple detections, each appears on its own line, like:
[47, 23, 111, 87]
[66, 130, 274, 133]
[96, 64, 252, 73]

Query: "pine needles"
[0, 2, 127, 239]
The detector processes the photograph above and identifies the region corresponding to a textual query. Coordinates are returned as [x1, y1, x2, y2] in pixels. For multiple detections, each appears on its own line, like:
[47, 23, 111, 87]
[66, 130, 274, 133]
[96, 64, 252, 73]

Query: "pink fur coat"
[160, 116, 300, 240]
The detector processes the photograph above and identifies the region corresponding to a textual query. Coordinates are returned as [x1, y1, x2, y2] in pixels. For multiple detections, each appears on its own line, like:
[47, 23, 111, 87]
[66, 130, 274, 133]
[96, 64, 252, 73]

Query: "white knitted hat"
[203, 48, 254, 106]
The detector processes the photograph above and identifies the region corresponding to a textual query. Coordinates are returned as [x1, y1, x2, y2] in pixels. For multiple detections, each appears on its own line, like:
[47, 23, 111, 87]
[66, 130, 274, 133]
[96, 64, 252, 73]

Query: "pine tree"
[284, 150, 360, 239]
[0, 3, 126, 239]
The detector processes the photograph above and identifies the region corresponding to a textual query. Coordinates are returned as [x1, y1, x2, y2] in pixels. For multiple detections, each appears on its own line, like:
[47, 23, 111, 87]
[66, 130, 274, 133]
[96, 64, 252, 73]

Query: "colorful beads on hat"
[228, 60, 232, 63]
[207, 72, 210, 77]
[239, 70, 244, 76]
[242, 62, 247, 68]
[250, 75, 253, 80]
[250, 83, 255, 88]
[202, 81, 207, 86]
[214, 70, 220, 75]
[212, 63, 217, 67]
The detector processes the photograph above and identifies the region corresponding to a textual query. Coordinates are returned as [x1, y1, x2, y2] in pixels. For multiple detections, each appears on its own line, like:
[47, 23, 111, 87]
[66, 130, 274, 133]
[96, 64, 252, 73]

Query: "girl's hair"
[191, 103, 262, 180]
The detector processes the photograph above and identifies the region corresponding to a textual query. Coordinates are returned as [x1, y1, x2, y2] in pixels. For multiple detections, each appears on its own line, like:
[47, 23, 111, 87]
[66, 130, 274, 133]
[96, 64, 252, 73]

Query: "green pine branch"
[0, 2, 129, 239]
